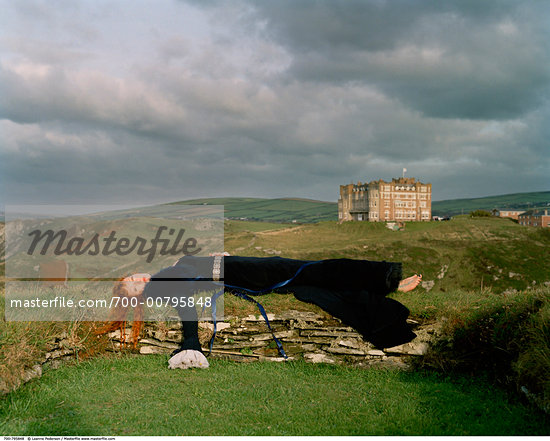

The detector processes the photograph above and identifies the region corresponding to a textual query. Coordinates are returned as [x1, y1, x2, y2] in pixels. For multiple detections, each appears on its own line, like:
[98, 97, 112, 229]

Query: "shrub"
[419, 288, 550, 413]
[469, 210, 492, 217]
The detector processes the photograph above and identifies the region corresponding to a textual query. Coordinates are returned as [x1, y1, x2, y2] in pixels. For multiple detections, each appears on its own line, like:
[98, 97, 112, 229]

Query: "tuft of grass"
[0, 314, 105, 394]
[1, 356, 548, 436]
[419, 287, 550, 411]
[0, 317, 61, 392]
[0, 282, 58, 392]
[0, 288, 115, 394]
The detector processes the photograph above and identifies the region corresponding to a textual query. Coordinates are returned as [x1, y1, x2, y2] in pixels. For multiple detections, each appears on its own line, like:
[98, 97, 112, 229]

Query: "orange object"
[94, 273, 150, 349]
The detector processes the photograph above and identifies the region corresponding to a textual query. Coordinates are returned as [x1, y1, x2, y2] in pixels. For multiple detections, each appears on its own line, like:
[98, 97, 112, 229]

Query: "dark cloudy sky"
[1, 0, 549, 207]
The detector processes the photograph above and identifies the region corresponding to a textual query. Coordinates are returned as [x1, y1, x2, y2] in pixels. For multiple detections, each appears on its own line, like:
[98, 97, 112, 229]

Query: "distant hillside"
[170, 197, 337, 223]
[170, 191, 550, 222]
[2, 192, 546, 224]
[432, 191, 550, 216]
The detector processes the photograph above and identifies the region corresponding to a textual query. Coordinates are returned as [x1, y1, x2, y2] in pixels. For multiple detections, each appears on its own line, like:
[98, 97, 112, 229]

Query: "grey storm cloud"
[247, 0, 550, 120]
[0, 0, 548, 206]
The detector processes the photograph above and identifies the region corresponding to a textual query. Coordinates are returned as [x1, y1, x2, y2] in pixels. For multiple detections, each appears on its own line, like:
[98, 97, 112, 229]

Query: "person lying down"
[140, 255, 422, 369]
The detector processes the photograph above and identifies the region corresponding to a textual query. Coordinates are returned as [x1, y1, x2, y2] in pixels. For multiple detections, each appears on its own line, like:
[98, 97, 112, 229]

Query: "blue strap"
[229, 289, 287, 358]
[208, 285, 290, 358]
[206, 260, 322, 359]
[225, 260, 322, 295]
[207, 287, 226, 356]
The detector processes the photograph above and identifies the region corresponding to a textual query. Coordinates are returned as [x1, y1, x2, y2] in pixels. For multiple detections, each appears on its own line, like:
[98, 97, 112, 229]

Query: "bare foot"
[398, 274, 422, 293]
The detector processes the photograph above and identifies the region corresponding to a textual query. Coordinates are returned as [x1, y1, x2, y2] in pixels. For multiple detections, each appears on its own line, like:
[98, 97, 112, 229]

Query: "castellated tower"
[338, 177, 432, 222]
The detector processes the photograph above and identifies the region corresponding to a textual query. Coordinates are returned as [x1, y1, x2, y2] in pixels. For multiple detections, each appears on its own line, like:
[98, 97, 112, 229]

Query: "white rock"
[108, 329, 133, 339]
[140, 345, 170, 355]
[421, 280, 435, 291]
[242, 313, 276, 322]
[367, 349, 386, 356]
[45, 349, 73, 360]
[338, 339, 362, 349]
[168, 349, 209, 369]
[303, 353, 336, 364]
[139, 339, 179, 350]
[324, 346, 366, 356]
[385, 342, 429, 356]
[22, 364, 42, 382]
[199, 322, 231, 331]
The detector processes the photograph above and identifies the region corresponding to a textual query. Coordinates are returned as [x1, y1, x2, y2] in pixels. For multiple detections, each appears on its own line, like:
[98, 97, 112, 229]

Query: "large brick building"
[338, 177, 432, 222]
[518, 210, 550, 228]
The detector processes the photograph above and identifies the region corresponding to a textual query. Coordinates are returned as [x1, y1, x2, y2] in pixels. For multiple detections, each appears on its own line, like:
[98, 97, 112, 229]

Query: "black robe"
[143, 256, 416, 353]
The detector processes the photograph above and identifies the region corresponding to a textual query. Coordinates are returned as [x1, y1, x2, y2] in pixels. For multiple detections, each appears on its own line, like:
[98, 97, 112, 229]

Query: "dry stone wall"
[107, 310, 434, 369]
[0, 331, 78, 395]
[1, 311, 436, 395]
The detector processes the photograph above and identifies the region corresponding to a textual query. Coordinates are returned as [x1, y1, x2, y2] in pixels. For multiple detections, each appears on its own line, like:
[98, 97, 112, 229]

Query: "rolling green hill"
[170, 197, 337, 223]
[2, 191, 547, 224]
[432, 191, 550, 216]
[2, 191, 547, 225]
[169, 191, 550, 223]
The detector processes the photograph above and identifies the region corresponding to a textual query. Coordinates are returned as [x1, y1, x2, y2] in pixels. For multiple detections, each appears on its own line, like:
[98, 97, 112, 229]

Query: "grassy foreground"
[1, 356, 548, 436]
[1, 216, 550, 433]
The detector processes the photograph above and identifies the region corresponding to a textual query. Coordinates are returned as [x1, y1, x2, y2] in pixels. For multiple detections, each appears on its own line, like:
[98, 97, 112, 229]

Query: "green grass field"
[1, 356, 548, 436]
[224, 216, 550, 294]
[1, 214, 549, 435]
